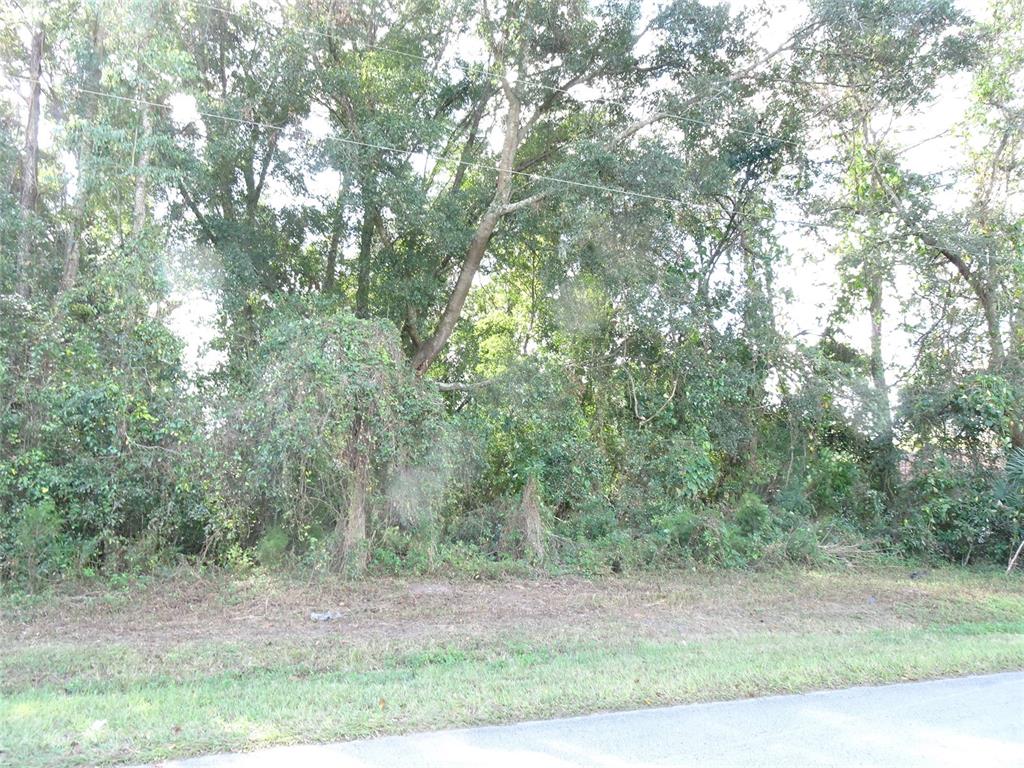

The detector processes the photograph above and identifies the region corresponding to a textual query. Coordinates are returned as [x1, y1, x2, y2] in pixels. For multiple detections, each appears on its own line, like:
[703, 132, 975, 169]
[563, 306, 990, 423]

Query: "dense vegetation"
[1, 0, 1022, 583]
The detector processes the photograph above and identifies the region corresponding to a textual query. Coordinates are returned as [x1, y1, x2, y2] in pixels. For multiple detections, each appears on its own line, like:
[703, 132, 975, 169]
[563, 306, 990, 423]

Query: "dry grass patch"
[5, 564, 1020, 652]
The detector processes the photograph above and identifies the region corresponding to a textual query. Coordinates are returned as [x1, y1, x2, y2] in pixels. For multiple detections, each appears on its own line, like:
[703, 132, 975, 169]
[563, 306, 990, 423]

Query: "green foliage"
[204, 299, 446, 555]
[1, 260, 204, 583]
[806, 447, 885, 528]
[651, 493, 826, 569]
[4, 499, 68, 587]
[735, 492, 772, 535]
[903, 373, 1022, 448]
[899, 454, 1023, 563]
[1007, 449, 1024, 489]
[616, 427, 718, 530]
[2, 0, 1022, 585]
[255, 526, 290, 568]
[554, 529, 665, 576]
[456, 360, 610, 519]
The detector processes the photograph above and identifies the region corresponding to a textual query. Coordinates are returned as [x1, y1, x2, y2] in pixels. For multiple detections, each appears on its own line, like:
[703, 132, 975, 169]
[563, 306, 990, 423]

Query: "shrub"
[735, 492, 771, 535]
[651, 492, 824, 568]
[466, 360, 610, 516]
[899, 453, 1023, 564]
[615, 427, 718, 531]
[554, 529, 665, 575]
[4, 499, 66, 587]
[1, 261, 205, 581]
[806, 447, 884, 528]
[256, 526, 290, 567]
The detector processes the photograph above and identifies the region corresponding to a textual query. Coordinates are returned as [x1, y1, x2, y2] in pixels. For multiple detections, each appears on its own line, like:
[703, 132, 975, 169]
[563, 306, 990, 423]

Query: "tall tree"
[15, 26, 44, 298]
[799, 0, 975, 491]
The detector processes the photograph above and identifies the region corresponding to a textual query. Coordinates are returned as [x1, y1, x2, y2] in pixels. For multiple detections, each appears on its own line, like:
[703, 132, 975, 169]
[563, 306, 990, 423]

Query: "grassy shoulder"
[2, 566, 1023, 767]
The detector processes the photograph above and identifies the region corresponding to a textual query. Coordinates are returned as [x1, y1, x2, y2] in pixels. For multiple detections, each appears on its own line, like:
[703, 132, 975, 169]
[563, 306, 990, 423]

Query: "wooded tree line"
[1, 0, 1022, 581]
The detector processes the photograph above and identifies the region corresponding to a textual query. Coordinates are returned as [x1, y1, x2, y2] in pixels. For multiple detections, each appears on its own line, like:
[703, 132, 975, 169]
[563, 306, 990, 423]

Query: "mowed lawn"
[2, 566, 1023, 767]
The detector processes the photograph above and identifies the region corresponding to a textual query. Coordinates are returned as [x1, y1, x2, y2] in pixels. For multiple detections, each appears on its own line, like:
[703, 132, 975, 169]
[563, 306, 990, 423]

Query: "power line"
[19, 72, 993, 259]
[64, 148, 845, 231]
[11, 73, 682, 205]
[9, 80, 989, 260]
[180, 0, 801, 148]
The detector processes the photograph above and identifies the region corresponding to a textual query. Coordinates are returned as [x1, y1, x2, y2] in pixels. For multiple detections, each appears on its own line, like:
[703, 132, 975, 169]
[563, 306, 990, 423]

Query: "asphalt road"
[150, 672, 1024, 768]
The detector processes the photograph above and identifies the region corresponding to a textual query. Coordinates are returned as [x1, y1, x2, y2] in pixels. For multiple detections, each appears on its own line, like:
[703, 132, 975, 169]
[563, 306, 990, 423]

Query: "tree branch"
[411, 80, 523, 372]
[178, 183, 219, 245]
[499, 190, 550, 215]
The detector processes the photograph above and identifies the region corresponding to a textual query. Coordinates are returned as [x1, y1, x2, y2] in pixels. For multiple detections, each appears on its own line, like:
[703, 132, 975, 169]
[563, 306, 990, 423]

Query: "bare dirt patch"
[3, 566, 1015, 653]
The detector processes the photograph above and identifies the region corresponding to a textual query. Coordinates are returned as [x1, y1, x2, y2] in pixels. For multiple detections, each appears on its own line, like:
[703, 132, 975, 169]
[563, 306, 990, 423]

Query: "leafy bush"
[615, 427, 718, 530]
[899, 453, 1022, 564]
[806, 447, 884, 528]
[901, 373, 1022, 453]
[553, 529, 666, 576]
[735, 492, 771, 534]
[1, 261, 205, 582]
[651, 491, 824, 568]
[3, 499, 68, 587]
[255, 526, 290, 567]
[446, 360, 610, 536]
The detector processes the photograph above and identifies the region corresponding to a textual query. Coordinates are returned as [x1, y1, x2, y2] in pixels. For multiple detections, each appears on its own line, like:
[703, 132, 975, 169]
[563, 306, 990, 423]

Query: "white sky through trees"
[732, 0, 995, 391]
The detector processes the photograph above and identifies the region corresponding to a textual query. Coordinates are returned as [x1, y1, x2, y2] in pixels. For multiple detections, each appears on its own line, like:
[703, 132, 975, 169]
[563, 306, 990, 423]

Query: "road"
[150, 672, 1024, 768]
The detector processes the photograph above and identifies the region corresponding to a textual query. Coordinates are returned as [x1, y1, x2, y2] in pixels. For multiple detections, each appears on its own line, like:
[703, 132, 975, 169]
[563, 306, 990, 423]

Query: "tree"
[798, 0, 975, 497]
[15, 26, 43, 298]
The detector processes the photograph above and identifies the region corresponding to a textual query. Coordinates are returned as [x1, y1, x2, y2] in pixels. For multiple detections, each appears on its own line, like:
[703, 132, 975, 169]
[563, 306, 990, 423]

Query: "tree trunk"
[131, 101, 152, 239]
[411, 86, 522, 372]
[908, 226, 1005, 371]
[503, 474, 545, 561]
[15, 28, 44, 299]
[1010, 299, 1024, 448]
[354, 202, 374, 318]
[335, 416, 369, 573]
[980, 286, 1005, 371]
[1009, 304, 1024, 447]
[60, 15, 106, 293]
[867, 274, 897, 498]
[739, 231, 771, 475]
[59, 194, 85, 292]
[323, 182, 348, 293]
[867, 277, 891, 427]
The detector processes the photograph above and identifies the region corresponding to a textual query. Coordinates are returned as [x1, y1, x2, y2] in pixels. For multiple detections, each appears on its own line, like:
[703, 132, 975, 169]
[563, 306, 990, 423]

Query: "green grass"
[3, 622, 1024, 767]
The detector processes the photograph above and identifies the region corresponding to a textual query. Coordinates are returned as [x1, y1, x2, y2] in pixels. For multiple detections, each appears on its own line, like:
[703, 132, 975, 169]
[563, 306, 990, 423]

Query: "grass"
[2, 566, 1023, 767]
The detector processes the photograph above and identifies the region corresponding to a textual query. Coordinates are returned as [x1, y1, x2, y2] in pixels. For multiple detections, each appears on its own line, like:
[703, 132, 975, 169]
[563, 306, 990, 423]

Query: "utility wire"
[65, 152, 851, 237]
[11, 73, 682, 205]
[17, 71, 991, 258]
[7, 82, 989, 257]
